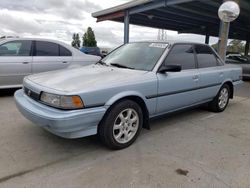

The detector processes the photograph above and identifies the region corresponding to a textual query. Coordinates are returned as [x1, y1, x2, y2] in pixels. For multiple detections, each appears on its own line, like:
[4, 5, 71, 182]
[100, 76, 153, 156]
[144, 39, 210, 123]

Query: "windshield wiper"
[96, 60, 108, 66]
[110, 63, 134, 69]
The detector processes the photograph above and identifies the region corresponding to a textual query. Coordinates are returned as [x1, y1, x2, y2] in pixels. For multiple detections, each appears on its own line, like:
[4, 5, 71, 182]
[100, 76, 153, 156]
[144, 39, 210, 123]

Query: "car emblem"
[27, 90, 31, 96]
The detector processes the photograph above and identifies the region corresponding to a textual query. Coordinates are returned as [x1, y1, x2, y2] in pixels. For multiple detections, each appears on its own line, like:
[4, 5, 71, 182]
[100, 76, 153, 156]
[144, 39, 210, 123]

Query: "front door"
[156, 44, 199, 114]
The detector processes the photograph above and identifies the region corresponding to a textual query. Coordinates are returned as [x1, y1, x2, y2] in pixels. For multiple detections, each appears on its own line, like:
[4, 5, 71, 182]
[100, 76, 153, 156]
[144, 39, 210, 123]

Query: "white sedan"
[0, 38, 101, 89]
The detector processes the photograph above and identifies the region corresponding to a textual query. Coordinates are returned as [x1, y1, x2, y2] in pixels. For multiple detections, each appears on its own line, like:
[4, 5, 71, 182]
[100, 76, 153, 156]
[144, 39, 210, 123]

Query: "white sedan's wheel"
[113, 108, 139, 144]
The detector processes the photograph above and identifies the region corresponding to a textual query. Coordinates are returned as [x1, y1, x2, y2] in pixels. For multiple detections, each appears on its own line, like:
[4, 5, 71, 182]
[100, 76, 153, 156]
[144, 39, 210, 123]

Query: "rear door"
[0, 40, 32, 88]
[156, 44, 200, 114]
[194, 44, 224, 102]
[32, 41, 73, 74]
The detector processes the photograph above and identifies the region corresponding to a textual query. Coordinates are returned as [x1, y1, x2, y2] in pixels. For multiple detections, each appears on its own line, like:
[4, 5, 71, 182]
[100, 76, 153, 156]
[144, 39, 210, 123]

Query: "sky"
[0, 0, 219, 48]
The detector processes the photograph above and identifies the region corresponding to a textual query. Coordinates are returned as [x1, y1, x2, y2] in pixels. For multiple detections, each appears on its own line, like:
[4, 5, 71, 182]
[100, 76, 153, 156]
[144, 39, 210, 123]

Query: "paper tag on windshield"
[149, 43, 168, 48]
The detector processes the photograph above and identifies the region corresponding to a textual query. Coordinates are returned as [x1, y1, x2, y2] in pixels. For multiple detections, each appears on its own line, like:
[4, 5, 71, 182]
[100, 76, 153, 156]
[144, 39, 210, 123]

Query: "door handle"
[22, 62, 29, 64]
[62, 61, 68, 64]
[219, 72, 224, 77]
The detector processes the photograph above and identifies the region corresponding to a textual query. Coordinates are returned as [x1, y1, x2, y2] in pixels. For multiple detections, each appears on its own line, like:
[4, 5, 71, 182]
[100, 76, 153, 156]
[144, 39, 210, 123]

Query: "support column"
[245, 40, 249, 56]
[124, 11, 130, 44]
[218, 21, 230, 61]
[205, 33, 210, 44]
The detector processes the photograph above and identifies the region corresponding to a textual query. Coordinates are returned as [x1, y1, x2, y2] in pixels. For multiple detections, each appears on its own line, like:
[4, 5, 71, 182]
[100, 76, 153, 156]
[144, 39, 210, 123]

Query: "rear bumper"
[14, 89, 107, 138]
[233, 80, 244, 86]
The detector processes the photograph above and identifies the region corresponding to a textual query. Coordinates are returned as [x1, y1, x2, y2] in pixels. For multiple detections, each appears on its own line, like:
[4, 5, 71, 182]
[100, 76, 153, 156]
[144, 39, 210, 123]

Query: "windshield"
[102, 42, 168, 71]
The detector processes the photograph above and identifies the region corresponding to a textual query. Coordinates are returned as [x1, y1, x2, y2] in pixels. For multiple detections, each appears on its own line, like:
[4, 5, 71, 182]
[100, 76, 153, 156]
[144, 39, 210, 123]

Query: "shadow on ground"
[0, 88, 20, 97]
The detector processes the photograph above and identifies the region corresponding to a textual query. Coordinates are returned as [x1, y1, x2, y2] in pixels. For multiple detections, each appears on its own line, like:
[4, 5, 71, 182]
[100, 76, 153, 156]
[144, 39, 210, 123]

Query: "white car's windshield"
[102, 42, 168, 71]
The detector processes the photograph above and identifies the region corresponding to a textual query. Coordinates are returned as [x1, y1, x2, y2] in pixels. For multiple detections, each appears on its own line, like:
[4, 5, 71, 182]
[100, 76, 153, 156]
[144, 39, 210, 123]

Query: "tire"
[98, 100, 143, 150]
[209, 84, 230, 112]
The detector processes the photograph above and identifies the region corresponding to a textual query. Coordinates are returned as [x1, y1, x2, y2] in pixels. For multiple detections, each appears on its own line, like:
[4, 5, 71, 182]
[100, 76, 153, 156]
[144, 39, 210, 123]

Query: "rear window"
[195, 45, 218, 68]
[35, 41, 59, 56]
[59, 45, 72, 56]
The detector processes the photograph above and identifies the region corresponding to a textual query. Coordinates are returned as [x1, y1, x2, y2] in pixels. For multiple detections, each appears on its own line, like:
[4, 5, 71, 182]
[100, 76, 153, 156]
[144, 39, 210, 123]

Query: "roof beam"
[127, 16, 190, 31]
[166, 0, 199, 6]
[172, 4, 250, 33]
[171, 5, 218, 19]
[156, 8, 218, 24]
[96, 11, 124, 22]
[148, 9, 216, 27]
[197, 0, 220, 7]
[129, 20, 189, 31]
[129, 0, 166, 15]
[92, 0, 152, 17]
[138, 12, 200, 28]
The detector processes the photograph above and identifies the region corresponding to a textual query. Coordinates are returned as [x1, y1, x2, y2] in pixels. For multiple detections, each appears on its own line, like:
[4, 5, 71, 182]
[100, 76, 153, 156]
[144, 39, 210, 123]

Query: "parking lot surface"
[0, 82, 250, 188]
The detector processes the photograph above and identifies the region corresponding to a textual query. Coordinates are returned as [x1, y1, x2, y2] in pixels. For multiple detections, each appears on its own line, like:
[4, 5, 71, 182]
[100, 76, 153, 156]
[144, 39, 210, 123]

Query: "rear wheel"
[98, 100, 143, 150]
[209, 84, 230, 112]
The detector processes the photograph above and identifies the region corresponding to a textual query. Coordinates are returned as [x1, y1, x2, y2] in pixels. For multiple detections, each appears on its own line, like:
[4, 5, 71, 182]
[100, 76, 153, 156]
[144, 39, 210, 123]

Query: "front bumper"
[14, 89, 107, 138]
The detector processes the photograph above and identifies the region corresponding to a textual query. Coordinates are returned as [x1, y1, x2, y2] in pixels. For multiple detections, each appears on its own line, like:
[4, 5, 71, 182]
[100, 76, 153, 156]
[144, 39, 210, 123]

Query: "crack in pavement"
[0, 146, 101, 184]
[0, 157, 68, 184]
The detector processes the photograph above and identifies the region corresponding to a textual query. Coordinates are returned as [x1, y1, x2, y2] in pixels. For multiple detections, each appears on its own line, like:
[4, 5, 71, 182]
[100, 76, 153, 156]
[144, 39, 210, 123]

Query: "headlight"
[40, 92, 84, 109]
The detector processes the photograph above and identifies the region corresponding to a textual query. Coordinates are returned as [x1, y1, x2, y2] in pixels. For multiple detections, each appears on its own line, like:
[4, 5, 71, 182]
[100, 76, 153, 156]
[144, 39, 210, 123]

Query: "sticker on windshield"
[149, 43, 168, 48]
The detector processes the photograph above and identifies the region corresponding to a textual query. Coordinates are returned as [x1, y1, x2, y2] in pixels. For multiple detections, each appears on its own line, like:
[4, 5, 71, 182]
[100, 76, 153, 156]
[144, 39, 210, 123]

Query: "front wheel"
[98, 100, 143, 150]
[209, 84, 230, 112]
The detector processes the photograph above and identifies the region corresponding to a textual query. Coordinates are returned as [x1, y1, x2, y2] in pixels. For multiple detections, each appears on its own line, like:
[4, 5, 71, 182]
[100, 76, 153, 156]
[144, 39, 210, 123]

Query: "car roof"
[130, 40, 209, 46]
[0, 37, 68, 45]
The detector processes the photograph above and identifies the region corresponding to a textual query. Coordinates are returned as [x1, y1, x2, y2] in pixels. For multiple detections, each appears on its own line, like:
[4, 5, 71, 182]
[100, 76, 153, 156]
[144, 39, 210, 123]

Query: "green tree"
[75, 33, 81, 48]
[211, 42, 219, 51]
[82, 27, 97, 47]
[227, 40, 245, 53]
[71, 33, 76, 48]
[211, 40, 245, 54]
[71, 33, 81, 49]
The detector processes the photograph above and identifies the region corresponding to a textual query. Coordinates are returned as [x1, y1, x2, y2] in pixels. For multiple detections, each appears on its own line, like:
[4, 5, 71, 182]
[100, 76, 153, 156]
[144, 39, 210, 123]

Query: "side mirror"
[158, 65, 182, 73]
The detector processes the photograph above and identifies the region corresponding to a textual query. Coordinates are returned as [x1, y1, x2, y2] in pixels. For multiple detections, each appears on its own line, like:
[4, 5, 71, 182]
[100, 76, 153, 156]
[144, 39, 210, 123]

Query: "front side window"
[195, 45, 217, 68]
[35, 41, 59, 56]
[0, 40, 32, 56]
[102, 42, 168, 71]
[164, 44, 196, 70]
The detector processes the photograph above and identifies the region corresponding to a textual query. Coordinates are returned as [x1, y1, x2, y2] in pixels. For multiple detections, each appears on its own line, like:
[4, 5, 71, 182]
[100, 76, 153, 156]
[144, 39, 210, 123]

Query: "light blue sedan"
[15, 41, 242, 149]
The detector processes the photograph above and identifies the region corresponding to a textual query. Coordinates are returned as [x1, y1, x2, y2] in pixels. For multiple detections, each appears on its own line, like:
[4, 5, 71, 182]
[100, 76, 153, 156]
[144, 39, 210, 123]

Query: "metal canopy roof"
[92, 0, 250, 41]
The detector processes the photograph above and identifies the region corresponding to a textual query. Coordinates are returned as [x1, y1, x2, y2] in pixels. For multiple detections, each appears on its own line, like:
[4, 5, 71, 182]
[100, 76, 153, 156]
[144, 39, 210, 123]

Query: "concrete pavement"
[0, 82, 250, 188]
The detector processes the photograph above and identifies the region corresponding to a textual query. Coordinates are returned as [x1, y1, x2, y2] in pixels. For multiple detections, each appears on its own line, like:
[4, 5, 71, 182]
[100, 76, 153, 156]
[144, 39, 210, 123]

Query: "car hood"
[26, 65, 149, 93]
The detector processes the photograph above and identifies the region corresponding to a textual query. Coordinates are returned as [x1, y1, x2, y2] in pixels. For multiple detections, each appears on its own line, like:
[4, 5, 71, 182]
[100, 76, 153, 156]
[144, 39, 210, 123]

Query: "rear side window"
[164, 44, 196, 70]
[0, 40, 31, 56]
[59, 45, 72, 56]
[195, 45, 218, 68]
[35, 41, 59, 56]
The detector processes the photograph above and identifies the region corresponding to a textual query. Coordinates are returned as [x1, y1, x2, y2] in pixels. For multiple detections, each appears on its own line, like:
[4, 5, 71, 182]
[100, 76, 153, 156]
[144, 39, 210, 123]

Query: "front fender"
[104, 91, 151, 130]
[105, 91, 147, 106]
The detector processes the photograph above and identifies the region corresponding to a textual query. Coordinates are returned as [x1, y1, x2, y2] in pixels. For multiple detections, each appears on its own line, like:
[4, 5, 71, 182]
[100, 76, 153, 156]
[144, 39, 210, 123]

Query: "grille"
[24, 87, 40, 101]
